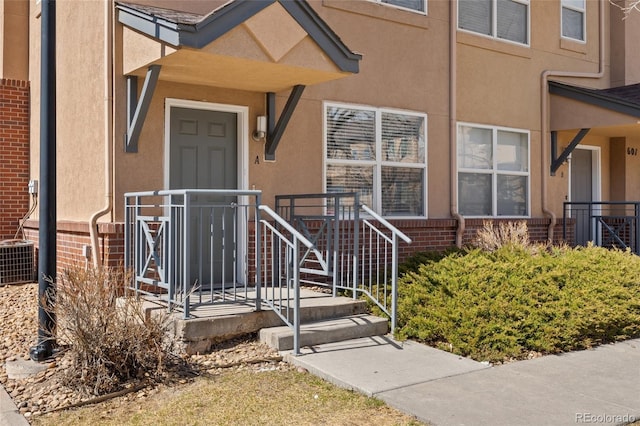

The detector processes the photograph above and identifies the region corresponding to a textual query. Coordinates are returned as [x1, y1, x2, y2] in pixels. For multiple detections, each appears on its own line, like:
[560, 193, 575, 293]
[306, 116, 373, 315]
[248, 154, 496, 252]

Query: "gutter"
[450, 0, 464, 247]
[540, 0, 605, 243]
[89, 0, 115, 267]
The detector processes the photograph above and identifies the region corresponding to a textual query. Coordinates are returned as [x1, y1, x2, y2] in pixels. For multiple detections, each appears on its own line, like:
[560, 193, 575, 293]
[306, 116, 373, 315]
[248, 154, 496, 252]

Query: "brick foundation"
[395, 217, 571, 261]
[0, 79, 30, 241]
[23, 220, 125, 274]
[22, 216, 573, 276]
[278, 217, 572, 264]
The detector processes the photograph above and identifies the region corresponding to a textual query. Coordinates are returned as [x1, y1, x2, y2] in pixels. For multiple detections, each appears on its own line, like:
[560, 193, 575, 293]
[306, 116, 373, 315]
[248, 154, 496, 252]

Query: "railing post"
[255, 192, 262, 311]
[562, 202, 567, 242]
[167, 193, 176, 312]
[293, 241, 301, 356]
[331, 193, 339, 297]
[391, 233, 398, 335]
[353, 194, 360, 299]
[124, 196, 131, 279]
[134, 195, 142, 293]
[183, 192, 191, 319]
[589, 203, 595, 245]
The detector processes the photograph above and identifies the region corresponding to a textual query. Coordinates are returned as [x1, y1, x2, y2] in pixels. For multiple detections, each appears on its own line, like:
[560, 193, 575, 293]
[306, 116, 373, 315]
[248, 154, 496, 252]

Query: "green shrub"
[395, 244, 640, 363]
[398, 248, 464, 276]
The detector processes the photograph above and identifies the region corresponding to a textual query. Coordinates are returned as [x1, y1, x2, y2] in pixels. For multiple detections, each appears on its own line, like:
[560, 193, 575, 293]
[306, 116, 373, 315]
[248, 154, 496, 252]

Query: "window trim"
[368, 0, 427, 15]
[457, 122, 531, 218]
[324, 101, 428, 219]
[457, 0, 531, 47]
[560, 0, 586, 43]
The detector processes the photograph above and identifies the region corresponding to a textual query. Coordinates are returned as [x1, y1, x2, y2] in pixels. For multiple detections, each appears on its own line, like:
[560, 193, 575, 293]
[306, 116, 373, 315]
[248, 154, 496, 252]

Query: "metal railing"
[276, 192, 412, 334]
[563, 201, 640, 254]
[359, 204, 412, 333]
[257, 205, 314, 355]
[124, 189, 262, 318]
[125, 190, 412, 354]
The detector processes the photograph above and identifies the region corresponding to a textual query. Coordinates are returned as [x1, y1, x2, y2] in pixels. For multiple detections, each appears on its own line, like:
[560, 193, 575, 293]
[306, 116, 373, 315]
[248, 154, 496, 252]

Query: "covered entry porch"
[549, 81, 640, 253]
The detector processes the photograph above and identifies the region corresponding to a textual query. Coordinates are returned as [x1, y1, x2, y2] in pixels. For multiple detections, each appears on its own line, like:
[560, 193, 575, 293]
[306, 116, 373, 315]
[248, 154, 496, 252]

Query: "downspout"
[540, 0, 605, 243]
[89, 0, 114, 267]
[450, 0, 464, 247]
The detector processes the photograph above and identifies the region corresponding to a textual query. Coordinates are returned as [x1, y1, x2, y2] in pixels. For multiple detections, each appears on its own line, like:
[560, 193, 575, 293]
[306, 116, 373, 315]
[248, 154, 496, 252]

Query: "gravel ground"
[0, 282, 290, 421]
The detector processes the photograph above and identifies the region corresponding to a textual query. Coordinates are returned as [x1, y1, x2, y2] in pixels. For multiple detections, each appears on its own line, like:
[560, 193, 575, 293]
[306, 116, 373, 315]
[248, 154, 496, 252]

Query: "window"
[562, 0, 585, 42]
[458, 0, 529, 45]
[371, 0, 426, 14]
[457, 124, 529, 217]
[325, 104, 427, 217]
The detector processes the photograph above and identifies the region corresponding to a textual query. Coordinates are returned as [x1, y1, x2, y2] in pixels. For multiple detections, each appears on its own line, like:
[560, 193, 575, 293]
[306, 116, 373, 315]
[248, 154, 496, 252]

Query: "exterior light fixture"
[252, 115, 267, 141]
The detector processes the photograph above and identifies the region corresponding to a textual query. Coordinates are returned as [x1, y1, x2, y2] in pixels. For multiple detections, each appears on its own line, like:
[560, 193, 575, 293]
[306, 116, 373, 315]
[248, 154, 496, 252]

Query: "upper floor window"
[458, 0, 529, 46]
[372, 0, 426, 14]
[325, 103, 427, 217]
[562, 0, 585, 42]
[457, 123, 530, 217]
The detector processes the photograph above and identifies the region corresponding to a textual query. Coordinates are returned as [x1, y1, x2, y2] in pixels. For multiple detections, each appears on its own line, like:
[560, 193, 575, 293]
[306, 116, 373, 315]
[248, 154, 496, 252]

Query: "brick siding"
[0, 79, 30, 241]
[394, 218, 571, 262]
[22, 216, 573, 282]
[23, 220, 125, 275]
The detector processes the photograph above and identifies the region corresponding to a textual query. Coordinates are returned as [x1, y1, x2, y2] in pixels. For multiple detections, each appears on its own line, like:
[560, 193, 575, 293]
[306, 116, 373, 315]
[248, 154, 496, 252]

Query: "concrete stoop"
[259, 314, 389, 351]
[140, 289, 373, 354]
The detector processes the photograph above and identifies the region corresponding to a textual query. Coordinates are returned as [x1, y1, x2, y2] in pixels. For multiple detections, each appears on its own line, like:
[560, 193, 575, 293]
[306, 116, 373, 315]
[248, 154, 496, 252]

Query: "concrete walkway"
[0, 385, 28, 426]
[285, 336, 640, 426]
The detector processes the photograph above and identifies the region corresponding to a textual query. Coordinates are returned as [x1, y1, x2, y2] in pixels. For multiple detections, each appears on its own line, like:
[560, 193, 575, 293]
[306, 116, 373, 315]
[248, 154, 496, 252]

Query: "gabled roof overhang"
[116, 0, 361, 156]
[116, 0, 361, 92]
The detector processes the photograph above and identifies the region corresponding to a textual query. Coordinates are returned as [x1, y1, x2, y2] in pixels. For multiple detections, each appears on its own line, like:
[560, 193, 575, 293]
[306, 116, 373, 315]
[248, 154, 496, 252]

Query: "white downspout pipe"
[540, 0, 605, 243]
[450, 0, 464, 247]
[89, 0, 114, 267]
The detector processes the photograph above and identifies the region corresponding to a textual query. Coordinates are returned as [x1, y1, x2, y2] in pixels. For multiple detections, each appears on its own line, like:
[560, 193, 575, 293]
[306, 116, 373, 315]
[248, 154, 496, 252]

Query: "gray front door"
[571, 148, 593, 246]
[170, 107, 237, 287]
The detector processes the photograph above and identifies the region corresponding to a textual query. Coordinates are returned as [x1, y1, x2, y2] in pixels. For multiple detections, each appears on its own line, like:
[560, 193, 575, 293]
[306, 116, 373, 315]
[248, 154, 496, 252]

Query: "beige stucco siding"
[610, 4, 640, 87]
[306, 0, 451, 217]
[0, 0, 29, 80]
[29, 0, 112, 222]
[26, 0, 640, 232]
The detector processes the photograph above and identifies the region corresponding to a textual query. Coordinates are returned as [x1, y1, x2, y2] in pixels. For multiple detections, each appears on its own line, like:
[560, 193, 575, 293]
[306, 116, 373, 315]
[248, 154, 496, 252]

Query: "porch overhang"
[116, 0, 361, 156]
[548, 81, 640, 174]
[549, 81, 640, 132]
[116, 0, 361, 92]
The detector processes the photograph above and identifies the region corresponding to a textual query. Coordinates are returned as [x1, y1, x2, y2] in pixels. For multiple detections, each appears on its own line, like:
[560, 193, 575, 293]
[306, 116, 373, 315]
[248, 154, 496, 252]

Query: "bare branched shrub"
[48, 265, 175, 396]
[473, 220, 533, 252]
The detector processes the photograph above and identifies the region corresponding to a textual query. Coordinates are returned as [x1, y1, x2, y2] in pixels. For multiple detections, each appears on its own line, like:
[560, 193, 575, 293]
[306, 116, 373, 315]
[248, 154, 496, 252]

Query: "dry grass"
[50, 266, 176, 396]
[473, 220, 539, 252]
[33, 369, 424, 426]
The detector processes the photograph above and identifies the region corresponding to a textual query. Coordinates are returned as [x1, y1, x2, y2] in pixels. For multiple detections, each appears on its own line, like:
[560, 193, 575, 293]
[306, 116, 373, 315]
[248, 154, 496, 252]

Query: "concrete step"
[143, 288, 370, 354]
[259, 314, 389, 351]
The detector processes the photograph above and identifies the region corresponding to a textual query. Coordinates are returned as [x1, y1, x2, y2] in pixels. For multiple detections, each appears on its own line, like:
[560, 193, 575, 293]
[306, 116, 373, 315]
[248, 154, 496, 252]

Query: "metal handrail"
[359, 204, 412, 333]
[258, 205, 315, 250]
[258, 205, 314, 355]
[274, 192, 412, 338]
[360, 204, 413, 244]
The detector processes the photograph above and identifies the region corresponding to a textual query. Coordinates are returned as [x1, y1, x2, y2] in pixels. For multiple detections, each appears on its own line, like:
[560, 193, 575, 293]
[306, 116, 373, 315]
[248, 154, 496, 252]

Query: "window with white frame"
[457, 124, 529, 217]
[458, 0, 529, 45]
[561, 0, 585, 41]
[325, 104, 427, 217]
[371, 0, 426, 14]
